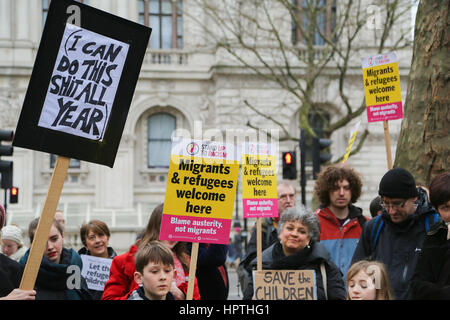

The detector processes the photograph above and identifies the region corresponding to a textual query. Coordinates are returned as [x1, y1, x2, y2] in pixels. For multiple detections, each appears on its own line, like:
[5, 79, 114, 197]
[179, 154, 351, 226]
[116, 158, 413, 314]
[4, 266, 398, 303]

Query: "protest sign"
[242, 142, 278, 219]
[362, 52, 402, 169]
[14, 0, 151, 291]
[80, 255, 113, 291]
[160, 137, 240, 300]
[253, 270, 317, 300]
[37, 24, 129, 142]
[160, 138, 240, 245]
[13, 0, 151, 168]
[362, 52, 403, 123]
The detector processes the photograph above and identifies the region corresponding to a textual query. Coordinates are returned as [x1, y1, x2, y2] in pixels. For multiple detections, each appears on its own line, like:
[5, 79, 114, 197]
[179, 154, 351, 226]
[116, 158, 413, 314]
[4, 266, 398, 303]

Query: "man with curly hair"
[313, 165, 367, 279]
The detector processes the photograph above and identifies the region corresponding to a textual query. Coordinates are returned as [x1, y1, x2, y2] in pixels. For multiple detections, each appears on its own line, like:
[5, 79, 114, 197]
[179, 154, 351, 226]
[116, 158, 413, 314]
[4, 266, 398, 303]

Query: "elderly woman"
[243, 205, 346, 300]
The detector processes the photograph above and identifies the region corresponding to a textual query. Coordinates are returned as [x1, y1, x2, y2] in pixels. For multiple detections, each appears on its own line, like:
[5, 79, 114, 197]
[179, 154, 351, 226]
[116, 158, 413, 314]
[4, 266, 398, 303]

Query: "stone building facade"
[0, 0, 414, 253]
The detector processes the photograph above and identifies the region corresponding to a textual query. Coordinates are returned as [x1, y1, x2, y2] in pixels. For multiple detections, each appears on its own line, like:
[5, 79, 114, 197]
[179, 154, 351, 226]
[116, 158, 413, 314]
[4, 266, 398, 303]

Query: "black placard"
[13, 0, 151, 167]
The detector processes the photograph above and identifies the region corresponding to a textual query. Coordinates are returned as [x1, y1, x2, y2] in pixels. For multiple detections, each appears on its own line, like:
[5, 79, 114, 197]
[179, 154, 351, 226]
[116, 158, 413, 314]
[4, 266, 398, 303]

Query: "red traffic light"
[284, 152, 293, 165]
[9, 187, 18, 204]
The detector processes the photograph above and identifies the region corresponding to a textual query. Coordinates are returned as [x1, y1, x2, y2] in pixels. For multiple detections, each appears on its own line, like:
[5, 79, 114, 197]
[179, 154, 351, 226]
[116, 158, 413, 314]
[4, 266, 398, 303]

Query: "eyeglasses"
[380, 199, 407, 210]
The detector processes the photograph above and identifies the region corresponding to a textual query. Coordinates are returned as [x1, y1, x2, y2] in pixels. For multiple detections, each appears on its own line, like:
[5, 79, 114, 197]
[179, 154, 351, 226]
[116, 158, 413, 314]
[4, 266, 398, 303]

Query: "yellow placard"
[163, 154, 240, 220]
[363, 62, 402, 106]
[242, 154, 277, 199]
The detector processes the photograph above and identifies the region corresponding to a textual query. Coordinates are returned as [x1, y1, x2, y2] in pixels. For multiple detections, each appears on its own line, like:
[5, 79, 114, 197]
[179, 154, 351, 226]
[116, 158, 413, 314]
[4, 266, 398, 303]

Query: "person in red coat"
[313, 165, 367, 279]
[101, 203, 200, 300]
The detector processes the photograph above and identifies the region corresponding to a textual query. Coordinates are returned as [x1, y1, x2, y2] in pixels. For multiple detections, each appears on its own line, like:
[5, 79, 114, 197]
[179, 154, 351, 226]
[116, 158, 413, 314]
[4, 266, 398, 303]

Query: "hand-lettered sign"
[253, 270, 317, 300]
[160, 137, 240, 244]
[80, 254, 113, 291]
[13, 0, 151, 167]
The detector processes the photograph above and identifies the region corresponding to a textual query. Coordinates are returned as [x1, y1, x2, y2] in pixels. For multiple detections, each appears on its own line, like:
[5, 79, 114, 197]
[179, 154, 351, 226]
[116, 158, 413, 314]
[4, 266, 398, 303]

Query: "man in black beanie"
[351, 168, 441, 300]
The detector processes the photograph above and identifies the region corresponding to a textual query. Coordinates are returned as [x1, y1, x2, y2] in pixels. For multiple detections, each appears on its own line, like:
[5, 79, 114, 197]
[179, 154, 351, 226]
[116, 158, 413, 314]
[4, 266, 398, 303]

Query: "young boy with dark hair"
[128, 241, 176, 300]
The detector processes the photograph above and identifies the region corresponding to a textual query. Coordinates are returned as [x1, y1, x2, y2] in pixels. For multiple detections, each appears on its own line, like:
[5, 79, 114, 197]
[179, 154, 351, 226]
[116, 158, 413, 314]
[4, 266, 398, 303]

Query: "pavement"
[227, 266, 244, 300]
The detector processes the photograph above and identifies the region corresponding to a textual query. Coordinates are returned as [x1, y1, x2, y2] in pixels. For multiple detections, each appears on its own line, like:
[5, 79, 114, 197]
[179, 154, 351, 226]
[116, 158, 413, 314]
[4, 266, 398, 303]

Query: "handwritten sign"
[242, 142, 278, 218]
[159, 138, 240, 244]
[253, 270, 316, 300]
[80, 255, 113, 291]
[13, 0, 151, 167]
[362, 52, 403, 122]
[38, 23, 129, 141]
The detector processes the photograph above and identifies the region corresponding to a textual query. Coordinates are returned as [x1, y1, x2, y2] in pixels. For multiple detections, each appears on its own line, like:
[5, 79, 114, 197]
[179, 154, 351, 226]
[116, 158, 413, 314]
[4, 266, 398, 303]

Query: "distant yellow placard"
[363, 62, 402, 107]
[242, 154, 277, 199]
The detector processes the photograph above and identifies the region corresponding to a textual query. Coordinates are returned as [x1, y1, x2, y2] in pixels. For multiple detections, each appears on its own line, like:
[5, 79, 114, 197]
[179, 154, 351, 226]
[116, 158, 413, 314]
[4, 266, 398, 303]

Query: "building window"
[147, 113, 176, 167]
[139, 0, 183, 49]
[291, 0, 336, 45]
[50, 154, 81, 169]
[42, 0, 88, 27]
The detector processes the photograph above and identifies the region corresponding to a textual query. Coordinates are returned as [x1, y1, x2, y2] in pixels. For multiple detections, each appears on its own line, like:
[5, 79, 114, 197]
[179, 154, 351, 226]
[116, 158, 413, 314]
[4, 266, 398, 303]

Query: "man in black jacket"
[0, 204, 36, 300]
[351, 168, 441, 300]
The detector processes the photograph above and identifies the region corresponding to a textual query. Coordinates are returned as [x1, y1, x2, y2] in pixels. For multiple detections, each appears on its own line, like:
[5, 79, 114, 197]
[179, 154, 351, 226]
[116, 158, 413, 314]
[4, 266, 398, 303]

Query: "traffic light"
[9, 187, 18, 204]
[312, 137, 332, 179]
[0, 130, 14, 189]
[282, 151, 297, 180]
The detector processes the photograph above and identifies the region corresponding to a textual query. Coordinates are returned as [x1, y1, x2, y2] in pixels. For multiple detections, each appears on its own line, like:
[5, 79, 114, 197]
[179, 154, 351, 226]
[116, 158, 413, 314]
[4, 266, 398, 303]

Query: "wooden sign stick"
[20, 156, 70, 290]
[383, 120, 393, 170]
[186, 242, 199, 300]
[256, 218, 262, 271]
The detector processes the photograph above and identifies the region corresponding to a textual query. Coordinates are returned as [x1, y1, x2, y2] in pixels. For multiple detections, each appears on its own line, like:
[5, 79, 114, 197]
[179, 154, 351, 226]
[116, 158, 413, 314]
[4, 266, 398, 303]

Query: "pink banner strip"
[159, 214, 232, 244]
[243, 198, 279, 218]
[367, 101, 403, 122]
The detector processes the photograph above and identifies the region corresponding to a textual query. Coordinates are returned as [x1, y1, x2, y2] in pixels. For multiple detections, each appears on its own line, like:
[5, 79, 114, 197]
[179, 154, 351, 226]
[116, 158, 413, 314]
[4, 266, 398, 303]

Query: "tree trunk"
[394, 0, 449, 185]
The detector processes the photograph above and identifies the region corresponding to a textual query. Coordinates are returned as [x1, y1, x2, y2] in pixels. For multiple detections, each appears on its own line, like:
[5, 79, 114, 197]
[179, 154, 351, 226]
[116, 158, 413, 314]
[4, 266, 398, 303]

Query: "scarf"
[268, 241, 318, 270]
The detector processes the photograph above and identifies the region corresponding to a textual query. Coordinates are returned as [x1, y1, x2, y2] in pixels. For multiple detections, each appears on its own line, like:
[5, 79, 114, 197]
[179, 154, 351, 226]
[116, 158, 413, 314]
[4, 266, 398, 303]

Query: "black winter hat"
[378, 168, 419, 199]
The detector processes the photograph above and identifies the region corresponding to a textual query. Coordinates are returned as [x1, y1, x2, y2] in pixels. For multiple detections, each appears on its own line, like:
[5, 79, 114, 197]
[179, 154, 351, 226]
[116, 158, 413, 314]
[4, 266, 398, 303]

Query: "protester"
[351, 167, 441, 299]
[0, 204, 36, 300]
[411, 172, 450, 299]
[19, 218, 91, 300]
[226, 237, 237, 267]
[54, 210, 65, 230]
[238, 181, 296, 295]
[313, 165, 367, 278]
[369, 196, 383, 218]
[78, 219, 117, 300]
[187, 242, 229, 300]
[346, 260, 394, 300]
[128, 241, 176, 300]
[102, 203, 200, 300]
[232, 225, 244, 263]
[243, 205, 346, 300]
[1, 224, 28, 262]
